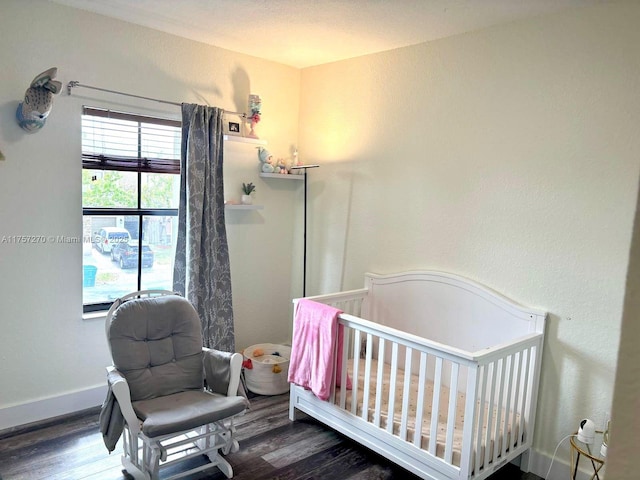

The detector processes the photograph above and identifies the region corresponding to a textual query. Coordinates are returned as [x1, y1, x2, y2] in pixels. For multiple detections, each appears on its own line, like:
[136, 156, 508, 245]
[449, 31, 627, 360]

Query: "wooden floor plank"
[0, 393, 542, 480]
[261, 430, 342, 469]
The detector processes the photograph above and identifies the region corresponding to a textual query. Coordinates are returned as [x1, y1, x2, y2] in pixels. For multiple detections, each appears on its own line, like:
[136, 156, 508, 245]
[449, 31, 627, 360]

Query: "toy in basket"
[242, 343, 291, 395]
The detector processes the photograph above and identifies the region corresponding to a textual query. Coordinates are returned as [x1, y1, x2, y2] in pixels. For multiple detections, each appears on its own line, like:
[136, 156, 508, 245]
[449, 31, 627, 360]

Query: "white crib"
[289, 271, 546, 480]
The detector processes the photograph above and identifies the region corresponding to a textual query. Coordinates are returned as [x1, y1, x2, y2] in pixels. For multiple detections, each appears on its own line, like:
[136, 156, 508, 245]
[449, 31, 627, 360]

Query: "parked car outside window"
[111, 240, 154, 269]
[95, 227, 131, 253]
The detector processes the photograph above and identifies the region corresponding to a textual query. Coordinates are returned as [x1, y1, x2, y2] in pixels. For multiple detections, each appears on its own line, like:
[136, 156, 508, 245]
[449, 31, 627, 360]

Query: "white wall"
[0, 0, 300, 428]
[298, 3, 640, 477]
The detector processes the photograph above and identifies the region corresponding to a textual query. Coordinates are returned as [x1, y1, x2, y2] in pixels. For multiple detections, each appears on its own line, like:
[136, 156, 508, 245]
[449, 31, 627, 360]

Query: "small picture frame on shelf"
[223, 112, 244, 137]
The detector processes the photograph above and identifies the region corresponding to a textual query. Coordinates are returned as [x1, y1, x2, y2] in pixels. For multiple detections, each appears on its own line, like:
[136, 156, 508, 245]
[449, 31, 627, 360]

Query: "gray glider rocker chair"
[100, 290, 248, 480]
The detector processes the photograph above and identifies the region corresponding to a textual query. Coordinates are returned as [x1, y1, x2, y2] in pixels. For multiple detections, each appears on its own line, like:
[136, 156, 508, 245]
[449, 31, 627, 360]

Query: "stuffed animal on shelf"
[16, 67, 62, 133]
[257, 146, 275, 173]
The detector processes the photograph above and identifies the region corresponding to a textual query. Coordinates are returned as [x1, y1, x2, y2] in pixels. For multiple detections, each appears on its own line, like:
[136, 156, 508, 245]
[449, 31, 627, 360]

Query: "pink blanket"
[288, 299, 351, 400]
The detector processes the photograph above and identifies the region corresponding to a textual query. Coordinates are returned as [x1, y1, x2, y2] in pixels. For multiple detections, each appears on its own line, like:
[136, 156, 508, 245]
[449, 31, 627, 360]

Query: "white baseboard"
[528, 446, 601, 480]
[0, 385, 107, 432]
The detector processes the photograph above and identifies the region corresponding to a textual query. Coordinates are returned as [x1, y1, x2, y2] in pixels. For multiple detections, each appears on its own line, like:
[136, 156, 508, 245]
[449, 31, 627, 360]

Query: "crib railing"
[303, 290, 543, 480]
[471, 337, 542, 477]
[301, 288, 368, 317]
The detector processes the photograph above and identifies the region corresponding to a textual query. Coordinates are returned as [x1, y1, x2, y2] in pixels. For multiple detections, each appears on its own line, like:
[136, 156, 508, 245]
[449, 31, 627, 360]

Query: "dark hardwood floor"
[0, 393, 542, 480]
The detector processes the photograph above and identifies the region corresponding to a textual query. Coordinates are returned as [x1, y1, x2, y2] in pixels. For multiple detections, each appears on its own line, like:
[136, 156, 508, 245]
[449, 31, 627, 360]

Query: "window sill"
[83, 310, 108, 322]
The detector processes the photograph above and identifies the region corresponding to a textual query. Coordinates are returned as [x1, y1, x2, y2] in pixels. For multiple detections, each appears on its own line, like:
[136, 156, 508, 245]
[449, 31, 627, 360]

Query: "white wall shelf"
[225, 204, 264, 210]
[259, 173, 304, 180]
[223, 135, 267, 145]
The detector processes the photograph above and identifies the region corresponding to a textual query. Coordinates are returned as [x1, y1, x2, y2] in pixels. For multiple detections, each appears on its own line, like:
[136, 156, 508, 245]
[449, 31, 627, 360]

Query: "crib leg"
[519, 450, 532, 472]
[289, 402, 298, 421]
[289, 392, 299, 421]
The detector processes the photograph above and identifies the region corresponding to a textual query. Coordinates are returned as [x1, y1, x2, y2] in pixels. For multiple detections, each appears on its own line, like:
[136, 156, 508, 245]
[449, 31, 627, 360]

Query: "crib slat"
[459, 364, 479, 479]
[484, 361, 496, 471]
[374, 338, 386, 427]
[413, 352, 428, 448]
[387, 342, 399, 434]
[339, 324, 350, 409]
[351, 329, 361, 415]
[399, 347, 413, 441]
[475, 364, 488, 474]
[510, 351, 522, 448]
[428, 356, 443, 456]
[501, 355, 514, 457]
[519, 347, 532, 445]
[526, 345, 540, 445]
[492, 357, 506, 464]
[361, 333, 373, 421]
[344, 299, 352, 315]
[444, 362, 459, 464]
[329, 348, 337, 405]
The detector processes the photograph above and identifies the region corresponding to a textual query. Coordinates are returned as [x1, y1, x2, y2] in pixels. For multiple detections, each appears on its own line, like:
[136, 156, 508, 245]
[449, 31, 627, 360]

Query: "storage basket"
[242, 343, 291, 395]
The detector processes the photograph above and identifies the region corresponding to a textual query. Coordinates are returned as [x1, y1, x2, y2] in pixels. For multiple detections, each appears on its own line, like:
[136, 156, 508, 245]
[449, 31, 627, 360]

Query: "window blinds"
[81, 107, 181, 174]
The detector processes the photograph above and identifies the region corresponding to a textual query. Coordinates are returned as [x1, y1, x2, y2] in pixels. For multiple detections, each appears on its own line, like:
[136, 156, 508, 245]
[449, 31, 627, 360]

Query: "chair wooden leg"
[148, 446, 161, 480]
[121, 456, 148, 480]
[206, 451, 234, 478]
[218, 456, 234, 478]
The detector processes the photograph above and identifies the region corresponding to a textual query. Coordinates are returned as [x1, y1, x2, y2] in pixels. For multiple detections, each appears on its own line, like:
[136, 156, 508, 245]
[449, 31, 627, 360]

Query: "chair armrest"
[228, 352, 242, 398]
[202, 348, 243, 397]
[106, 366, 140, 434]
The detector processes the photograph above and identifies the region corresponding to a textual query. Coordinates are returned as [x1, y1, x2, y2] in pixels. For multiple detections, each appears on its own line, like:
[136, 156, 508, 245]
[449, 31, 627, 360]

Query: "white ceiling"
[51, 0, 605, 68]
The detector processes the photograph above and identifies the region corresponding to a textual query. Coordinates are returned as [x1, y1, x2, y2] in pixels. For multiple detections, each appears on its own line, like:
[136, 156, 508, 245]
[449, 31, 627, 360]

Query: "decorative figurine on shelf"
[276, 158, 288, 174]
[247, 94, 261, 138]
[257, 146, 274, 173]
[241, 182, 256, 205]
[16, 67, 62, 133]
[291, 149, 304, 174]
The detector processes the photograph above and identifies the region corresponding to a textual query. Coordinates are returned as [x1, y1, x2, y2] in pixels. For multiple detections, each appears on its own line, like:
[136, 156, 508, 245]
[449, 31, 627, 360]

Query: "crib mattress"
[335, 358, 519, 470]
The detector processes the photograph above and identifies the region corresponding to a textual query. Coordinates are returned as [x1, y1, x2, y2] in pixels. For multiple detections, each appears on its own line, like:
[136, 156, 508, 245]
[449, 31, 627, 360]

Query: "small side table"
[570, 430, 605, 480]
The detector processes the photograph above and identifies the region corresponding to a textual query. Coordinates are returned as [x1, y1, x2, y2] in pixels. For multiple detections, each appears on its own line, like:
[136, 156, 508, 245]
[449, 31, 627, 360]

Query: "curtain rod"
[66, 81, 246, 116]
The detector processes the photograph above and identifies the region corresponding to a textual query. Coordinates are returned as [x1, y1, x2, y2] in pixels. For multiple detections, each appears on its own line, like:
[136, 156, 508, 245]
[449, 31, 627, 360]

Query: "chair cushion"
[132, 390, 248, 438]
[108, 295, 204, 401]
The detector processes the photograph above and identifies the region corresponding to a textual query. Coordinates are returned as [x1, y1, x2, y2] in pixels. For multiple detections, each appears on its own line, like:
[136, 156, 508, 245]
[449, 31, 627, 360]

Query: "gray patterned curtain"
[173, 104, 235, 352]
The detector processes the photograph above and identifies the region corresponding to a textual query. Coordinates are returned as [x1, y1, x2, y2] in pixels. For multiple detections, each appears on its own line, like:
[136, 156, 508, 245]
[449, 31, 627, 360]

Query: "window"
[82, 107, 181, 312]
